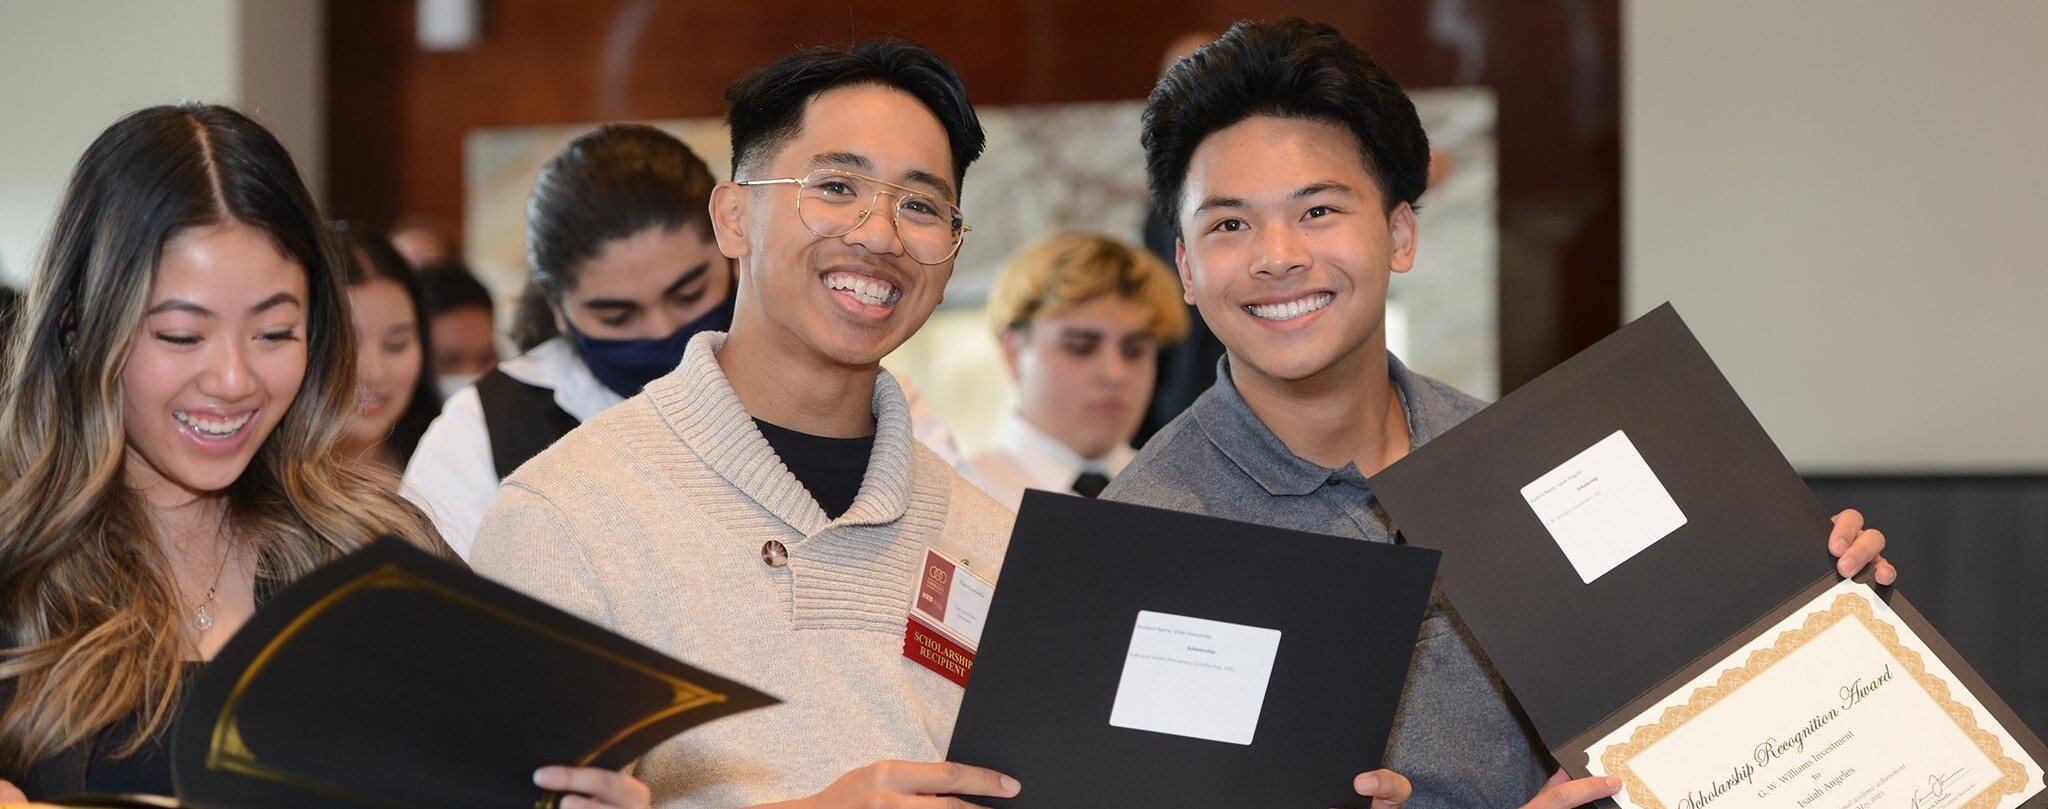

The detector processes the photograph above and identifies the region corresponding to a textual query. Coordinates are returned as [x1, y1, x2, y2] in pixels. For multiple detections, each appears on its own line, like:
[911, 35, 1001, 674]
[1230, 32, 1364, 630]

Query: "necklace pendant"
[194, 605, 214, 632]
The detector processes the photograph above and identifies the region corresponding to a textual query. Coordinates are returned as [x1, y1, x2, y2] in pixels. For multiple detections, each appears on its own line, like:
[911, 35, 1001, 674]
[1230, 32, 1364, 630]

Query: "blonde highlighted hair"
[984, 232, 1189, 342]
[0, 104, 449, 771]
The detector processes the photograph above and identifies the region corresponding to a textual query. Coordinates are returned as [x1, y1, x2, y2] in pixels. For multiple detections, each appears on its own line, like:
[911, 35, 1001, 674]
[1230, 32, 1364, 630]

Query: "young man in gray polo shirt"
[1105, 18, 1898, 809]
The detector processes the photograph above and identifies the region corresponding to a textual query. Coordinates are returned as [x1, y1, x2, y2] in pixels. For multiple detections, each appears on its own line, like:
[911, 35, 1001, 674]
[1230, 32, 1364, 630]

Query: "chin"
[345, 427, 391, 450]
[1079, 442, 1121, 460]
[1235, 351, 1322, 384]
[1245, 333, 1365, 383]
[813, 330, 897, 368]
[163, 464, 249, 495]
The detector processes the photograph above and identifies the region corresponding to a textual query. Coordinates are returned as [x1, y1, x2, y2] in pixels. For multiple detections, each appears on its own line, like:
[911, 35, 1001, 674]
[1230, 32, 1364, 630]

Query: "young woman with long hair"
[335, 226, 442, 477]
[0, 104, 650, 809]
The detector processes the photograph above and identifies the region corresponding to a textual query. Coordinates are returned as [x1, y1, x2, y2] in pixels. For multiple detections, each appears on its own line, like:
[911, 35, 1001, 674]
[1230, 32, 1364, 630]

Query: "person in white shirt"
[402, 124, 736, 557]
[965, 232, 1188, 508]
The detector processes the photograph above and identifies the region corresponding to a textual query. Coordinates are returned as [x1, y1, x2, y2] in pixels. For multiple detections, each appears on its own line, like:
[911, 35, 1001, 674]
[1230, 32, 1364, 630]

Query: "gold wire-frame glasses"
[735, 168, 971, 265]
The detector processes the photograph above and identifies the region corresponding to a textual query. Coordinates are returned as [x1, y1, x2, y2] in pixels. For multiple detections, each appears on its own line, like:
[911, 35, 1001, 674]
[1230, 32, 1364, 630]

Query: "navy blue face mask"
[567, 295, 736, 398]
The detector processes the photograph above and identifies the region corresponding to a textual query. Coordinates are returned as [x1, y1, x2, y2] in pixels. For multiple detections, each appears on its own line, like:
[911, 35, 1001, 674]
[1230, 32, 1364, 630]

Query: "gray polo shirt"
[1104, 354, 1551, 808]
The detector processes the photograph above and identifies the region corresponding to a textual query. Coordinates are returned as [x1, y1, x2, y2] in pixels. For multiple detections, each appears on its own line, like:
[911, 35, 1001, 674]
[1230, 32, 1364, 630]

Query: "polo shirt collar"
[1191, 352, 1452, 497]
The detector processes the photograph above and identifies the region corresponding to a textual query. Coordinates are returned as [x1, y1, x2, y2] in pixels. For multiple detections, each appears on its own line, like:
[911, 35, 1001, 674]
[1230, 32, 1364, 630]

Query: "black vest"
[473, 369, 583, 479]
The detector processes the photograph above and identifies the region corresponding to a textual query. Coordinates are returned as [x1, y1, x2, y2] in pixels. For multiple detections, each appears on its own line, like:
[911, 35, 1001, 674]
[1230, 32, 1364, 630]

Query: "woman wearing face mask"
[402, 124, 735, 559]
[416, 260, 500, 398]
[335, 228, 441, 478]
[0, 105, 652, 808]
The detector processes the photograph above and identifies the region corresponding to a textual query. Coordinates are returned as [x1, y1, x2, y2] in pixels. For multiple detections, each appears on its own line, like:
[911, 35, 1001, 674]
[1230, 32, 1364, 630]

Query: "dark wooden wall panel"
[325, 0, 1621, 390]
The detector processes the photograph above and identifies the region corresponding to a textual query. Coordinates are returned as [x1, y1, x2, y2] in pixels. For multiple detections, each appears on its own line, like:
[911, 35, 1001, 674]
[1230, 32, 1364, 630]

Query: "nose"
[202, 338, 262, 402]
[641, 307, 685, 339]
[1098, 343, 1144, 390]
[349, 340, 393, 403]
[1250, 225, 1310, 278]
[840, 193, 907, 258]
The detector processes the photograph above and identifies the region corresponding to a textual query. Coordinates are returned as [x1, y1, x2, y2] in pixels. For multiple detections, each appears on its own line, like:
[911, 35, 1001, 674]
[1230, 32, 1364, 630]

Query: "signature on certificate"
[1910, 767, 1971, 809]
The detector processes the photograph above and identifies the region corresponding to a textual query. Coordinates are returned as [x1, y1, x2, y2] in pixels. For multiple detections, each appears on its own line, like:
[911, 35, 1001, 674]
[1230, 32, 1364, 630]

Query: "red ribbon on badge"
[904, 614, 975, 687]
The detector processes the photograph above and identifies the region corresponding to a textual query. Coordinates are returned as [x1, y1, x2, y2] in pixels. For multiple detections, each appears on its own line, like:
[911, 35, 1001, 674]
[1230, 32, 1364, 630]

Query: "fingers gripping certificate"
[1588, 580, 2044, 809]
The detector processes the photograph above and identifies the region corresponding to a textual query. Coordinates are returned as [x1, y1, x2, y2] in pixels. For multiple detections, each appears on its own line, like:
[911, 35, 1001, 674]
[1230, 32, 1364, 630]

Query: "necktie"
[1071, 471, 1110, 498]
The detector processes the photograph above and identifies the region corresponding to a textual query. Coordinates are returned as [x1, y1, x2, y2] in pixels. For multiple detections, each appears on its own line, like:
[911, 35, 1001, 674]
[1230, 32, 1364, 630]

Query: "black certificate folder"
[161, 538, 777, 809]
[948, 492, 1440, 808]
[1369, 305, 2047, 803]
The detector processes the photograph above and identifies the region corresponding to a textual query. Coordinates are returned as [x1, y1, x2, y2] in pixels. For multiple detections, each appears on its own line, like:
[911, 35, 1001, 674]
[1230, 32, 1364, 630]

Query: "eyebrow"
[662, 261, 712, 297]
[1192, 195, 1250, 217]
[900, 168, 954, 201]
[809, 151, 873, 173]
[1293, 180, 1359, 200]
[809, 151, 956, 201]
[1055, 325, 1153, 340]
[146, 292, 302, 318]
[579, 262, 711, 311]
[1192, 181, 1359, 218]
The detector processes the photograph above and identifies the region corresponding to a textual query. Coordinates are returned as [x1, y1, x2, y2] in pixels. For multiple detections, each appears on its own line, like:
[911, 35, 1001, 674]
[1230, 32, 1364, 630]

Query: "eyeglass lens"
[794, 170, 964, 263]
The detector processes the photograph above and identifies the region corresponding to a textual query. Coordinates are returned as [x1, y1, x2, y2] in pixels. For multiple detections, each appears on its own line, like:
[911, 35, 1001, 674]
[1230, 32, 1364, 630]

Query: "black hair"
[507, 283, 558, 353]
[1142, 18, 1430, 234]
[723, 37, 986, 193]
[335, 225, 440, 465]
[525, 124, 716, 299]
[416, 261, 495, 319]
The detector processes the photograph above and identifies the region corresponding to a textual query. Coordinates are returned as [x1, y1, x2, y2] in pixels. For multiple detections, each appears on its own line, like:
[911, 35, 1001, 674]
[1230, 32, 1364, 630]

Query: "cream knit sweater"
[471, 331, 1014, 808]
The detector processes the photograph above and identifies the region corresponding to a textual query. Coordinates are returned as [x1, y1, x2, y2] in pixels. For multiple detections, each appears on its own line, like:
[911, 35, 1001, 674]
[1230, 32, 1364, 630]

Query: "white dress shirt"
[401, 337, 621, 559]
[963, 412, 1135, 512]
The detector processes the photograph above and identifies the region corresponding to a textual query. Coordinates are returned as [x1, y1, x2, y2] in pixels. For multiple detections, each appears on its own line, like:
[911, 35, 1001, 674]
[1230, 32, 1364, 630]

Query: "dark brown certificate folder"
[69, 538, 776, 809]
[1369, 304, 2047, 804]
[946, 492, 1440, 808]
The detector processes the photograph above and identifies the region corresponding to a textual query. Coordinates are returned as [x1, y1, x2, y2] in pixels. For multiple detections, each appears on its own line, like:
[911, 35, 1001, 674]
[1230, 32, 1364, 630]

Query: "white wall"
[1626, 0, 2048, 473]
[0, 0, 323, 286]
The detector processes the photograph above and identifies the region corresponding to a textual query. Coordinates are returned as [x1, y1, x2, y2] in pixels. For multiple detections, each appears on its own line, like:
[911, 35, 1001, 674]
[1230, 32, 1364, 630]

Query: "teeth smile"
[1246, 293, 1335, 321]
[822, 271, 901, 307]
[174, 410, 254, 438]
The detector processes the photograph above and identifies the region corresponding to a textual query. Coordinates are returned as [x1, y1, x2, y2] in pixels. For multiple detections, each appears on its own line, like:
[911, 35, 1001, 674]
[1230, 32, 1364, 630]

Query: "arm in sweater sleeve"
[469, 482, 653, 785]
[469, 481, 618, 634]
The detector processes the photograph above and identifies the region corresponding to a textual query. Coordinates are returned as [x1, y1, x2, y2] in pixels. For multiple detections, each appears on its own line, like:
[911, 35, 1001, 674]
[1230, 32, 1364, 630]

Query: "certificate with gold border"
[1371, 306, 2048, 809]
[1587, 580, 2042, 809]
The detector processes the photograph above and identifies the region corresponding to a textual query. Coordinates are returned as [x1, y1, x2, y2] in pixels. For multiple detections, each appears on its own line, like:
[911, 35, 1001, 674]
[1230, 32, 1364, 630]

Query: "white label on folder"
[1521, 430, 1687, 583]
[1108, 610, 1282, 746]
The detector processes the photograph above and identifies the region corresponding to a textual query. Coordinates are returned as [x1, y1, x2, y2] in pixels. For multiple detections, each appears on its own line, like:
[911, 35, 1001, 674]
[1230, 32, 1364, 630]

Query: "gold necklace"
[185, 524, 234, 632]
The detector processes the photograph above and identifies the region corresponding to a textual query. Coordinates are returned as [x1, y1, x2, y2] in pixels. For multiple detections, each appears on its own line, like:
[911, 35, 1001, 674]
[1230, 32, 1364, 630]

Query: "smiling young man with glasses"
[471, 39, 1027, 809]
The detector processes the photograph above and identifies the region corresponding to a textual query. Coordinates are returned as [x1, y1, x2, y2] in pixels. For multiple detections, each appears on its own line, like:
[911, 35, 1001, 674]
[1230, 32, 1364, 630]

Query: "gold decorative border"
[1600, 591, 2029, 809]
[203, 563, 733, 807]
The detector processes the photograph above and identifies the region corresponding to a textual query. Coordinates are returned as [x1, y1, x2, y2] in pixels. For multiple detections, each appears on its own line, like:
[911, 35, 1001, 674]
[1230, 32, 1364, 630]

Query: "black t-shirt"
[753, 418, 875, 520]
[2, 662, 199, 799]
[5, 582, 279, 799]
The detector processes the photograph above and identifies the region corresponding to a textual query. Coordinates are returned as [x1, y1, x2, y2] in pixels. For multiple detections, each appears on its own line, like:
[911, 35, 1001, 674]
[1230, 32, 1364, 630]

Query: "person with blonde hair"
[0, 104, 645, 808]
[965, 232, 1188, 508]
